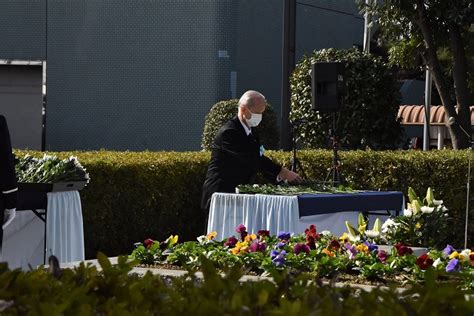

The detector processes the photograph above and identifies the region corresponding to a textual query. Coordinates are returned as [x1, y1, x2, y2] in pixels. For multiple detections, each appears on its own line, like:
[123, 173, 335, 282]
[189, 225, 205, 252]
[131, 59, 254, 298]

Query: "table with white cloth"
[207, 191, 404, 240]
[1, 191, 85, 270]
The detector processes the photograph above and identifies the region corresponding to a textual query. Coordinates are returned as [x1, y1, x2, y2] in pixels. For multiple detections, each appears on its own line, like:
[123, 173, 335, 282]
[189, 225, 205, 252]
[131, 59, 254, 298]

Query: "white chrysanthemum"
[421, 206, 435, 214]
[348, 234, 360, 243]
[381, 218, 398, 233]
[320, 230, 332, 236]
[403, 208, 413, 217]
[365, 230, 380, 238]
[459, 249, 471, 262]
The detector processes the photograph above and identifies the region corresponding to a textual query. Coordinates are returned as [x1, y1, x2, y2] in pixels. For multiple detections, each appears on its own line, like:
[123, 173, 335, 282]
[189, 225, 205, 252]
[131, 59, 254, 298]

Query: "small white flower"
[432, 258, 442, 268]
[252, 184, 259, 188]
[197, 235, 207, 244]
[365, 230, 380, 238]
[433, 199, 443, 206]
[421, 206, 435, 214]
[459, 249, 471, 262]
[320, 230, 331, 236]
[381, 218, 398, 233]
[403, 208, 413, 217]
[441, 206, 448, 212]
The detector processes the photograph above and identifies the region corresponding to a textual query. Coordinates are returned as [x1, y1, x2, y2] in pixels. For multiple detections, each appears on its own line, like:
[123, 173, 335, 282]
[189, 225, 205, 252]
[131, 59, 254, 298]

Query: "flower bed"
[130, 224, 474, 289]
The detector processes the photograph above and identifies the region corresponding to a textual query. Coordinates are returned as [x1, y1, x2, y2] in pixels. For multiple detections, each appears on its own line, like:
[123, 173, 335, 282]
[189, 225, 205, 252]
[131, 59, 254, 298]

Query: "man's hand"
[278, 167, 303, 184]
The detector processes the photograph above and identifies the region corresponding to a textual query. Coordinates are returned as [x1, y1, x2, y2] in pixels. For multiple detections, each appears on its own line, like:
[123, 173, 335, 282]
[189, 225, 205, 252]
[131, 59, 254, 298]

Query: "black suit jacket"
[0, 115, 18, 211]
[201, 117, 281, 210]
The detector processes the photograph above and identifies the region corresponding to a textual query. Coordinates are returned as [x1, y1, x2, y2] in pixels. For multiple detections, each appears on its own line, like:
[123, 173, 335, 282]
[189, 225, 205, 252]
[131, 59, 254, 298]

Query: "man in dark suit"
[201, 90, 302, 211]
[0, 115, 18, 252]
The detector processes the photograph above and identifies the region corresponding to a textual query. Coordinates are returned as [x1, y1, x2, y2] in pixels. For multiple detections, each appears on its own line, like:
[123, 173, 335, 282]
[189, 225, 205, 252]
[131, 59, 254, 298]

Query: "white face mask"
[245, 110, 262, 127]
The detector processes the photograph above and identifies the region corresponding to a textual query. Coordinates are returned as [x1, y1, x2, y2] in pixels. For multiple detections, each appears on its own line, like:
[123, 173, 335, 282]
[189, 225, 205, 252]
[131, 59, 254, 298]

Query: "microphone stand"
[290, 120, 306, 179]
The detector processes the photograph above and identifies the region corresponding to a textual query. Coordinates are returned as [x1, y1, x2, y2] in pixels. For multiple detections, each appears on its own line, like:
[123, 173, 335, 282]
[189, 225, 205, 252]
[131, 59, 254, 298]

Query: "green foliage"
[289, 48, 403, 149]
[201, 99, 279, 150]
[0, 255, 473, 315]
[15, 154, 89, 183]
[15, 149, 473, 258]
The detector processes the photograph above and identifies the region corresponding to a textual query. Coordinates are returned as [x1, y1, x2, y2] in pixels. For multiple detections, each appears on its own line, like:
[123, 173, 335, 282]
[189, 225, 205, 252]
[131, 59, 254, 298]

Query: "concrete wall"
[0, 66, 43, 150]
[0, 0, 364, 151]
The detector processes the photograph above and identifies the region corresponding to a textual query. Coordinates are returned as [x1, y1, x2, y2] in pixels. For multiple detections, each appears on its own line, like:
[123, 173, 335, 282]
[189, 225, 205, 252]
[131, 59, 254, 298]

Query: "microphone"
[448, 117, 472, 140]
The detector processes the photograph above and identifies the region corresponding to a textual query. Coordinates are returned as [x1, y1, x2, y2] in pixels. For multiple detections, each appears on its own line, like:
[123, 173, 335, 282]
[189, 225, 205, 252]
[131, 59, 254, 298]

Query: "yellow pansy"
[356, 244, 369, 255]
[339, 232, 349, 243]
[166, 235, 179, 247]
[449, 251, 459, 259]
[244, 234, 257, 242]
[207, 231, 217, 240]
[415, 222, 422, 229]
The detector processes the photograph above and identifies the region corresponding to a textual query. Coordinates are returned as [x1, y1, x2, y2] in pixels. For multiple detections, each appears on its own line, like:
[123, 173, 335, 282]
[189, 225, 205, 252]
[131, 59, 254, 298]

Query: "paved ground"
[59, 257, 384, 292]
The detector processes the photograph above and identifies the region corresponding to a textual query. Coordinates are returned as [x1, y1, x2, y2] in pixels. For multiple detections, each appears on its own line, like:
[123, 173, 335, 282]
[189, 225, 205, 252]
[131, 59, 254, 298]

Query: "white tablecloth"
[207, 193, 400, 240]
[207, 193, 299, 241]
[1, 191, 85, 269]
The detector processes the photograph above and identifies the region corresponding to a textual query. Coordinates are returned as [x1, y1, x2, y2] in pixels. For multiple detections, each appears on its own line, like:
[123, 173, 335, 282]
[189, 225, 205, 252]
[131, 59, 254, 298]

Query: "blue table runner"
[297, 191, 404, 217]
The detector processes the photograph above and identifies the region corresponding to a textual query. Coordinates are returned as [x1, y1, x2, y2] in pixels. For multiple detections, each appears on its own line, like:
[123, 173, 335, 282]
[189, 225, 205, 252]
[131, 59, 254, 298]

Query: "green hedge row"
[16, 150, 472, 258]
[1, 255, 473, 315]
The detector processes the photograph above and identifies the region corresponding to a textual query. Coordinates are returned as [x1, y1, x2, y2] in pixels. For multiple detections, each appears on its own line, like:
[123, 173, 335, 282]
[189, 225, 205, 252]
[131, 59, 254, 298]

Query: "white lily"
[421, 206, 435, 214]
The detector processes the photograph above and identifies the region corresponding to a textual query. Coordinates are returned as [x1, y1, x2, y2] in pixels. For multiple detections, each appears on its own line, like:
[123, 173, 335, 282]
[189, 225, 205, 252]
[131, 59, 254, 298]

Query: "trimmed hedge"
[15, 150, 473, 258]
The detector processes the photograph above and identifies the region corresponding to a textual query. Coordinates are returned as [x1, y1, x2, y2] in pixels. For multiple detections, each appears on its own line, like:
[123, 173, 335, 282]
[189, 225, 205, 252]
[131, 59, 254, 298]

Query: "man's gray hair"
[238, 90, 266, 109]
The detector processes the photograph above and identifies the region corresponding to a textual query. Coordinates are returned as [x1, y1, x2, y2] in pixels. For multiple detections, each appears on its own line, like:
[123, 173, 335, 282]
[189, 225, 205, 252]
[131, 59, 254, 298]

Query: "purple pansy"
[277, 231, 291, 240]
[377, 250, 388, 263]
[277, 241, 286, 249]
[443, 245, 455, 257]
[235, 224, 246, 234]
[293, 243, 311, 255]
[271, 250, 287, 267]
[446, 258, 460, 272]
[249, 240, 267, 253]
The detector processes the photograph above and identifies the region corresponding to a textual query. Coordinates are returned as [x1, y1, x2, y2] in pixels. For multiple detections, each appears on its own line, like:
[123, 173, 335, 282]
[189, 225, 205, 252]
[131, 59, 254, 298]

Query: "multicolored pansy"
[257, 230, 270, 238]
[345, 242, 357, 260]
[356, 243, 369, 255]
[244, 233, 257, 243]
[328, 239, 341, 251]
[363, 241, 378, 253]
[416, 254, 434, 270]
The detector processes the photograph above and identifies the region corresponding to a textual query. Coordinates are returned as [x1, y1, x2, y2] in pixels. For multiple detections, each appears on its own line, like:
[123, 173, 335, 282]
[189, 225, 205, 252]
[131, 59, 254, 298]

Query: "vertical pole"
[280, 0, 296, 150]
[423, 66, 432, 151]
[363, 0, 371, 53]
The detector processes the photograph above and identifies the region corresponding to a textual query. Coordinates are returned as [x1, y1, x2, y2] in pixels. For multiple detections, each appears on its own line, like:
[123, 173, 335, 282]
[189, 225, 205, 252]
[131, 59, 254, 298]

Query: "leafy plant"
[382, 187, 451, 248]
[201, 99, 279, 150]
[290, 48, 403, 149]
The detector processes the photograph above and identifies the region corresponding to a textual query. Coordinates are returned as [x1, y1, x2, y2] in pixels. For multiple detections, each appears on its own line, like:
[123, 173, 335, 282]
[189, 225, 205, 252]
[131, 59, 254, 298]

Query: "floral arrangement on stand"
[15, 154, 90, 183]
[342, 187, 450, 249]
[130, 223, 473, 289]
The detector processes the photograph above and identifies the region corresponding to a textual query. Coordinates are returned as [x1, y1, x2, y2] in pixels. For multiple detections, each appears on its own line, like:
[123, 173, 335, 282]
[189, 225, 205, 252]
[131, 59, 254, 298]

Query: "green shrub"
[0, 255, 472, 315]
[290, 48, 403, 149]
[201, 99, 279, 150]
[15, 149, 473, 258]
